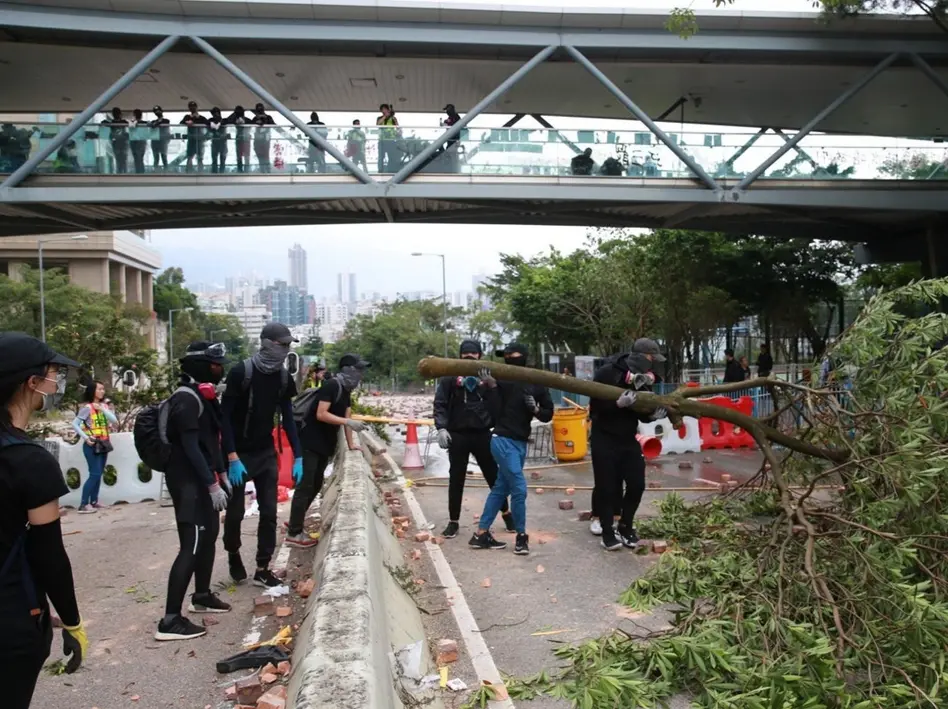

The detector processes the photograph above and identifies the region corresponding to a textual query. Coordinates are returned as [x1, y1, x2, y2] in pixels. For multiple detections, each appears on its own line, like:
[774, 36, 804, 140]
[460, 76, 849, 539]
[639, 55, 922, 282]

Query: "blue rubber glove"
[292, 457, 304, 486]
[228, 458, 247, 487]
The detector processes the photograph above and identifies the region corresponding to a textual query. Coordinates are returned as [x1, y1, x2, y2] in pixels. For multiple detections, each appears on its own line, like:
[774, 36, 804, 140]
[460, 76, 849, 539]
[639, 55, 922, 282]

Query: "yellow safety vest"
[378, 116, 397, 140]
[87, 407, 110, 440]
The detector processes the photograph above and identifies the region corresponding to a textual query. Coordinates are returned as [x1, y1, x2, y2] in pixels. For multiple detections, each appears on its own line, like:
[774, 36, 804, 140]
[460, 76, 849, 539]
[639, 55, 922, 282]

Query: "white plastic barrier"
[637, 416, 702, 455]
[51, 432, 163, 507]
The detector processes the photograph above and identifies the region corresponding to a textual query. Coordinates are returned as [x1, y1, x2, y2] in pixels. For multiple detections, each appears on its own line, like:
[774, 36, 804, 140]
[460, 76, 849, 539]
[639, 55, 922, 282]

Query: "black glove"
[62, 623, 87, 674]
[524, 394, 538, 411]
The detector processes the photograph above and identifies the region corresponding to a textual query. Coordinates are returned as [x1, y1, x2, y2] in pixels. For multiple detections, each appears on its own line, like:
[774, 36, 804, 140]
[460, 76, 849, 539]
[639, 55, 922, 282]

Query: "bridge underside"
[2, 177, 944, 248]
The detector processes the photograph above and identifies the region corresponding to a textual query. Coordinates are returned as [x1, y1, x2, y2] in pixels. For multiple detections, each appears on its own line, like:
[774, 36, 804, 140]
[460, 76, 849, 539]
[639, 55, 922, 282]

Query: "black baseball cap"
[0, 332, 80, 383]
[187, 100, 197, 108]
[153, 105, 163, 112]
[495, 342, 528, 358]
[443, 104, 455, 112]
[459, 339, 482, 356]
[632, 338, 666, 362]
[338, 353, 370, 369]
[260, 322, 298, 344]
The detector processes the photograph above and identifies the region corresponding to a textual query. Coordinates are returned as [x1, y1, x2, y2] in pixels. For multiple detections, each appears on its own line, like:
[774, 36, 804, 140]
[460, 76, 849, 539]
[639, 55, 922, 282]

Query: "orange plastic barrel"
[552, 407, 589, 462]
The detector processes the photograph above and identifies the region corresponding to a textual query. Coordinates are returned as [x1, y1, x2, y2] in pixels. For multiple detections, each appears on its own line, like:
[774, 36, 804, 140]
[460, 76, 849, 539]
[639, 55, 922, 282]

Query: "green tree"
[202, 311, 249, 362]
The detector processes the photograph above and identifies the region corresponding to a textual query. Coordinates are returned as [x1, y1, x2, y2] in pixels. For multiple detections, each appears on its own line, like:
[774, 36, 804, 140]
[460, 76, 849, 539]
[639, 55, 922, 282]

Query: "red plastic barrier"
[636, 434, 662, 460]
[698, 396, 755, 450]
[273, 428, 296, 489]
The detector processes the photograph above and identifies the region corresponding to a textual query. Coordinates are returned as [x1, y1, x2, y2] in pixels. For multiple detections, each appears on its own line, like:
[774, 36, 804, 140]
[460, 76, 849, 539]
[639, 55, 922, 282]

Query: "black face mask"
[504, 357, 526, 367]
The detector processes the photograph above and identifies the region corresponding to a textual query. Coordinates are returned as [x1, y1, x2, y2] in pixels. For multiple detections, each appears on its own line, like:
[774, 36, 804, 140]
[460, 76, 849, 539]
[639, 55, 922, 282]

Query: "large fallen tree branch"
[417, 356, 847, 463]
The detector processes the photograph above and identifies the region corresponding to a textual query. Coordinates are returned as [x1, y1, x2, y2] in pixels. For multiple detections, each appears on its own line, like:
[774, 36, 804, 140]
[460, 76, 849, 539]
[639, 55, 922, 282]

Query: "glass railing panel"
[1, 122, 944, 181]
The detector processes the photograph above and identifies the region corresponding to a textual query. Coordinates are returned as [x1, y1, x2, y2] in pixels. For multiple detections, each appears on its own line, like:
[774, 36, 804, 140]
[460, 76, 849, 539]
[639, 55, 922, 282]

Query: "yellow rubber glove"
[62, 621, 88, 673]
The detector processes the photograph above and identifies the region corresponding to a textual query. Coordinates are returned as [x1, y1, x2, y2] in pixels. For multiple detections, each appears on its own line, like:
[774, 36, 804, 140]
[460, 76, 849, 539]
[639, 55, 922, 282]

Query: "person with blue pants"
[469, 343, 554, 556]
[73, 380, 117, 513]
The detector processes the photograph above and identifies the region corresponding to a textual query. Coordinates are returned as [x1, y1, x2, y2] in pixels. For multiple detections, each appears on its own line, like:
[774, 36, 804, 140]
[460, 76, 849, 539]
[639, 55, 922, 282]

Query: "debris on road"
[297, 578, 315, 598]
[411, 549, 422, 560]
[447, 678, 468, 691]
[481, 577, 491, 588]
[235, 675, 264, 704]
[565, 487, 575, 496]
[414, 532, 430, 542]
[535, 488, 545, 494]
[652, 540, 669, 554]
[558, 500, 574, 510]
[678, 461, 694, 470]
[436, 638, 459, 664]
[536, 564, 545, 573]
[275, 606, 292, 618]
[253, 596, 275, 617]
[578, 510, 592, 521]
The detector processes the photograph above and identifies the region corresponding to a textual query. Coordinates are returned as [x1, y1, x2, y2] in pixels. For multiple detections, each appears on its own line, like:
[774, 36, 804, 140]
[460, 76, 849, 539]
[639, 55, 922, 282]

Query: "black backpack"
[134, 387, 203, 473]
[292, 382, 343, 433]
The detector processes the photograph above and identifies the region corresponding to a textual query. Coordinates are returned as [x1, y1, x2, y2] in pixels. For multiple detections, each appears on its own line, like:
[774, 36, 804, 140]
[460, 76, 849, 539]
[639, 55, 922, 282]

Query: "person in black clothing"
[227, 106, 252, 173]
[434, 340, 513, 539]
[723, 348, 744, 384]
[306, 112, 328, 173]
[286, 354, 369, 548]
[252, 103, 275, 173]
[208, 107, 228, 174]
[570, 148, 594, 176]
[220, 323, 302, 588]
[180, 101, 208, 172]
[129, 108, 147, 174]
[0, 332, 86, 707]
[589, 338, 667, 551]
[756, 343, 774, 378]
[469, 343, 553, 557]
[156, 342, 232, 642]
[150, 106, 171, 170]
[102, 106, 129, 174]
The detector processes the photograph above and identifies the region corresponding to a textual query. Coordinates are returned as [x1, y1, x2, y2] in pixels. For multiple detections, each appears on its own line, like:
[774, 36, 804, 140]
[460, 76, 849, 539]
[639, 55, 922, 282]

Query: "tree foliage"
[507, 279, 948, 708]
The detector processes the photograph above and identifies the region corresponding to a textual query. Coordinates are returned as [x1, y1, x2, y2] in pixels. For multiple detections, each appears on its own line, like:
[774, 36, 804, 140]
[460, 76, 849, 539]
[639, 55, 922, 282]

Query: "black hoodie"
[490, 380, 553, 442]
[434, 376, 497, 432]
[589, 352, 652, 443]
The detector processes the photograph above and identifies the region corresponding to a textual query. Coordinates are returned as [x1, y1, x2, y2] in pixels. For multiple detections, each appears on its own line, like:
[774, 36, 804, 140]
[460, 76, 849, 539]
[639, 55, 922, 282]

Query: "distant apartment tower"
[288, 243, 307, 290]
[260, 280, 309, 326]
[337, 273, 357, 307]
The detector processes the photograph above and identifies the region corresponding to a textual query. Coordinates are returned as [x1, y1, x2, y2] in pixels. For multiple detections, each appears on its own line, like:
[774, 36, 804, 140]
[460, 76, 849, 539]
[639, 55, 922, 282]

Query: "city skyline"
[288, 243, 307, 291]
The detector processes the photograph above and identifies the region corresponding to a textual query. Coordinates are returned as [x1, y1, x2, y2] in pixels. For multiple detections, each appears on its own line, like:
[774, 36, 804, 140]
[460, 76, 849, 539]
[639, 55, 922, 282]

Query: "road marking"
[378, 443, 515, 709]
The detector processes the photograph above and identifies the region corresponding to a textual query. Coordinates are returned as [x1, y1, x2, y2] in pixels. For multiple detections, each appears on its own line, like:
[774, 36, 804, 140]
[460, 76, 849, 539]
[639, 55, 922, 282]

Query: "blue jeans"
[478, 436, 528, 535]
[81, 443, 107, 506]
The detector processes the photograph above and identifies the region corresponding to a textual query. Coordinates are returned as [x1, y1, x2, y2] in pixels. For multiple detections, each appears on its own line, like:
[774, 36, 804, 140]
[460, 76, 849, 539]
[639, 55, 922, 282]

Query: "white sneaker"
[590, 518, 602, 536]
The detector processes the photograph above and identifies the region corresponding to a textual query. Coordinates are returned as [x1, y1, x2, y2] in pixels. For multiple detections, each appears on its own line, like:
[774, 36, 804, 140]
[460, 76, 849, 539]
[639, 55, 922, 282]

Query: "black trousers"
[590, 433, 646, 531]
[1, 646, 49, 709]
[447, 429, 506, 522]
[288, 450, 329, 536]
[211, 139, 227, 173]
[130, 140, 146, 173]
[111, 138, 129, 173]
[165, 517, 219, 615]
[223, 447, 278, 568]
[151, 139, 169, 167]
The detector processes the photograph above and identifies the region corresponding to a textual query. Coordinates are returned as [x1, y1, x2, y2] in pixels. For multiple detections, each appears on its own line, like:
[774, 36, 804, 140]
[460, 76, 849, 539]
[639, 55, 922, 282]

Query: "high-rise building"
[288, 243, 307, 290]
[260, 280, 309, 326]
[337, 273, 357, 309]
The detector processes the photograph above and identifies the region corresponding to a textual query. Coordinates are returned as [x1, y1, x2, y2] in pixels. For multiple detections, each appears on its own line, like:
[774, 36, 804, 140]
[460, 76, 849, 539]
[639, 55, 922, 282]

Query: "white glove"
[437, 429, 452, 449]
[217, 473, 232, 499]
[345, 419, 367, 432]
[651, 407, 668, 421]
[616, 390, 637, 409]
[208, 483, 228, 512]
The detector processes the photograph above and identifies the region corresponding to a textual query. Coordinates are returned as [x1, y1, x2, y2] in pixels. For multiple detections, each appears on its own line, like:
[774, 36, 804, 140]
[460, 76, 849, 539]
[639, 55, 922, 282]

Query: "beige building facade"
[0, 230, 162, 346]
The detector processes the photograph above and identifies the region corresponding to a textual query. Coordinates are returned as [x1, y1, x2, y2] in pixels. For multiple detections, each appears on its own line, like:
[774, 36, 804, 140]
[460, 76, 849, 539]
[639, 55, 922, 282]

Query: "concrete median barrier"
[287, 433, 443, 709]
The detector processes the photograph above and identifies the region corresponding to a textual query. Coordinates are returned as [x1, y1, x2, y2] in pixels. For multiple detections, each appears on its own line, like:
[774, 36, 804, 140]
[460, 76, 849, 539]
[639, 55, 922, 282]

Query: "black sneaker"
[188, 592, 232, 614]
[601, 533, 623, 552]
[468, 531, 507, 550]
[514, 533, 530, 555]
[501, 511, 516, 533]
[617, 526, 640, 549]
[442, 521, 460, 539]
[154, 614, 207, 642]
[253, 568, 282, 589]
[228, 553, 247, 583]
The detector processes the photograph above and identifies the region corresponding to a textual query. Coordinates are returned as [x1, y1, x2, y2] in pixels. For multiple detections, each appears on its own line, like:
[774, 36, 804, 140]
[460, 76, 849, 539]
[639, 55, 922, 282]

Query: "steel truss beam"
[0, 35, 180, 190]
[733, 52, 900, 192]
[565, 46, 721, 192]
[189, 36, 374, 185]
[2, 4, 946, 55]
[387, 45, 556, 185]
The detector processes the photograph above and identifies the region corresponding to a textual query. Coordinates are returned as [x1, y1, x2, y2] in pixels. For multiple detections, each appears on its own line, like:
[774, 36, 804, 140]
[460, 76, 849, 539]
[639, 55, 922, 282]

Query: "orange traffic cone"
[402, 423, 425, 470]
[636, 434, 662, 460]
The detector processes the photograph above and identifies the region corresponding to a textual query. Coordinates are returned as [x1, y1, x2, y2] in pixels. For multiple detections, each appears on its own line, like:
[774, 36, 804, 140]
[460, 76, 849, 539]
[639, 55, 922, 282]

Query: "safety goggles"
[184, 343, 227, 360]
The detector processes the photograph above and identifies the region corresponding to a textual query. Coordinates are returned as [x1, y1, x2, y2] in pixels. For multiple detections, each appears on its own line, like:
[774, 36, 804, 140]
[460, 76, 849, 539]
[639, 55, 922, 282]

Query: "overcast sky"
[149, 0, 850, 298]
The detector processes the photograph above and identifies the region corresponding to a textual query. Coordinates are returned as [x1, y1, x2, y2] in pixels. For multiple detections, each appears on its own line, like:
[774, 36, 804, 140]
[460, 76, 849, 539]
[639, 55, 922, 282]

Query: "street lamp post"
[38, 234, 88, 341]
[411, 252, 448, 358]
[168, 307, 194, 375]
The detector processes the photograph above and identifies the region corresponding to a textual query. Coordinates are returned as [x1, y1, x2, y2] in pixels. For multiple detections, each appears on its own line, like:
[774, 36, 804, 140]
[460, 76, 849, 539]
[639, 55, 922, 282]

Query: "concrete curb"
[287, 436, 442, 709]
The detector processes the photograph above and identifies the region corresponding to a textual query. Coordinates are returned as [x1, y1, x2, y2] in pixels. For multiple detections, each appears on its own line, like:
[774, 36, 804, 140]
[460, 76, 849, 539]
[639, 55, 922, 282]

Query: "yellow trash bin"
[552, 407, 589, 462]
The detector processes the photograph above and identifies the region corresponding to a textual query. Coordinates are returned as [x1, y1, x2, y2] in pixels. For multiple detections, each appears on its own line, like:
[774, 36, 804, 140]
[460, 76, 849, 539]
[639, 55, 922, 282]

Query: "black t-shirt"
[0, 437, 68, 653]
[223, 364, 297, 454]
[165, 387, 224, 486]
[300, 378, 350, 456]
[180, 114, 209, 138]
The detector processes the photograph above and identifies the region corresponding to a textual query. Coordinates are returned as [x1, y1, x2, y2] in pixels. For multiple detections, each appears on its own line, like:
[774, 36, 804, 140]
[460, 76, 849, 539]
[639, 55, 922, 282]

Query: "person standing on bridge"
[227, 106, 252, 173]
[286, 354, 368, 549]
[155, 341, 232, 642]
[0, 333, 87, 706]
[102, 107, 129, 174]
[376, 104, 400, 173]
[149, 106, 171, 170]
[346, 120, 368, 172]
[220, 323, 302, 589]
[208, 107, 229, 174]
[434, 340, 514, 540]
[180, 101, 208, 173]
[588, 340, 666, 551]
[469, 343, 553, 556]
[252, 103, 276, 173]
[306, 112, 328, 173]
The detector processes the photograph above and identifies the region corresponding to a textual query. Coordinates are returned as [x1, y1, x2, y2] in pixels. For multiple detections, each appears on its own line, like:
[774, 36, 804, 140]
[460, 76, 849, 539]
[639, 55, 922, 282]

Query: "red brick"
[414, 532, 430, 542]
[235, 676, 263, 704]
[253, 596, 275, 617]
[678, 461, 694, 470]
[383, 490, 394, 499]
[224, 685, 237, 700]
[260, 672, 279, 684]
[260, 663, 278, 676]
[647, 480, 661, 489]
[437, 650, 459, 665]
[430, 536, 444, 545]
[530, 471, 542, 480]
[257, 686, 287, 709]
[438, 639, 458, 654]
[565, 487, 575, 496]
[276, 661, 291, 676]
[535, 488, 544, 495]
[297, 578, 316, 598]
[395, 528, 406, 539]
[578, 510, 592, 521]
[275, 606, 292, 618]
[651, 540, 668, 554]
[558, 500, 574, 510]
[411, 549, 422, 560]
[720, 473, 731, 483]
[392, 516, 409, 525]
